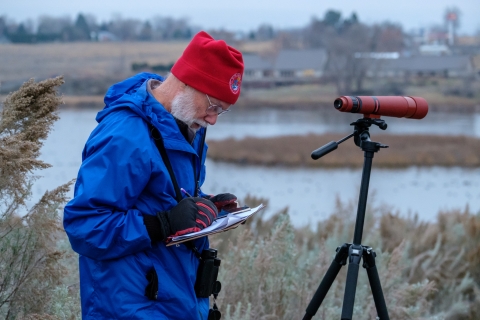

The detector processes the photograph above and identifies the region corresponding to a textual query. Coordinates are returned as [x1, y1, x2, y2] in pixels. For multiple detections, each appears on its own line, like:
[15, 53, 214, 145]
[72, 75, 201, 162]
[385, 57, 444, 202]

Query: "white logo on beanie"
[229, 73, 242, 94]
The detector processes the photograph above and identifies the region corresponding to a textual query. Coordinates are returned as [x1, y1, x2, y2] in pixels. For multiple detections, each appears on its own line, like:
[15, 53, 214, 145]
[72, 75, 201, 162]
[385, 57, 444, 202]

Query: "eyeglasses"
[205, 94, 230, 116]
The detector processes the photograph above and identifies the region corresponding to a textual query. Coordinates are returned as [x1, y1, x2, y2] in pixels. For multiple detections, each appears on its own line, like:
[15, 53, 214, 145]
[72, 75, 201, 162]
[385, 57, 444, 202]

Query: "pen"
[180, 188, 192, 198]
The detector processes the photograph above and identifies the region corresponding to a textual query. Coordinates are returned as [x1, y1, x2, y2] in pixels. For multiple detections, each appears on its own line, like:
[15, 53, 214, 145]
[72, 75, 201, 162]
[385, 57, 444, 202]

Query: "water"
[29, 109, 480, 228]
[207, 108, 480, 140]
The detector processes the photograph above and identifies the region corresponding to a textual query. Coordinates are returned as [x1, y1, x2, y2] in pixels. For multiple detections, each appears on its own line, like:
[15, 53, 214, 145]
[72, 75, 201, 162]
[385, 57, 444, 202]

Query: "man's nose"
[204, 113, 218, 125]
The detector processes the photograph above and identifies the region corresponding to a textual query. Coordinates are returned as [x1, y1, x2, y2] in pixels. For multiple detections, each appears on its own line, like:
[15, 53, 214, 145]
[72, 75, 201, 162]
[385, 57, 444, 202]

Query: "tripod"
[303, 117, 390, 320]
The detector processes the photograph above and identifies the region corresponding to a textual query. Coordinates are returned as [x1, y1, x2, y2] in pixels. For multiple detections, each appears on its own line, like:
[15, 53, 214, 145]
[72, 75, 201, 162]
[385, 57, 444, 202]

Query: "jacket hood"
[96, 72, 206, 154]
[97, 72, 164, 123]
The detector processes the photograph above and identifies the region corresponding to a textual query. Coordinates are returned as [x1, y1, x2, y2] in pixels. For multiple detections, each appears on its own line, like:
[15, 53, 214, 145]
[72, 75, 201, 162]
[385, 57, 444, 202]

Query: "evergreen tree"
[74, 13, 90, 40]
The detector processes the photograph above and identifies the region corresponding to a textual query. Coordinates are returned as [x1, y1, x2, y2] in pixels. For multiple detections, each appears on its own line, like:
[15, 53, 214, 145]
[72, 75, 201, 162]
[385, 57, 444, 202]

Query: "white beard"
[170, 89, 208, 132]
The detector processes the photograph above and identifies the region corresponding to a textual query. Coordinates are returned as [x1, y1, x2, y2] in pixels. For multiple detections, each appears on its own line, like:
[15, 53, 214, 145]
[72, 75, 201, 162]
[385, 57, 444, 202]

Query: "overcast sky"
[3, 0, 480, 35]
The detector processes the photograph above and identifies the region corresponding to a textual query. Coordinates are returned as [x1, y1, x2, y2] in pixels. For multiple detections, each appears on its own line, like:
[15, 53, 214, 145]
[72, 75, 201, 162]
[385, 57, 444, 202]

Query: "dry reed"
[207, 133, 480, 168]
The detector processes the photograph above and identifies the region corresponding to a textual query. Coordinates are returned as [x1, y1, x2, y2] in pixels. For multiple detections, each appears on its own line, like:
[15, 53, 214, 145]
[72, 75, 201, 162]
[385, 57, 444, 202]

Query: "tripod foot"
[363, 247, 390, 320]
[303, 244, 350, 319]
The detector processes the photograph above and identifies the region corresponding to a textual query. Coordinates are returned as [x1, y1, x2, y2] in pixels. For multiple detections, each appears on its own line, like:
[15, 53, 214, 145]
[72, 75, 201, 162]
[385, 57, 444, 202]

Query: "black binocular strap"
[149, 123, 204, 258]
[149, 124, 183, 203]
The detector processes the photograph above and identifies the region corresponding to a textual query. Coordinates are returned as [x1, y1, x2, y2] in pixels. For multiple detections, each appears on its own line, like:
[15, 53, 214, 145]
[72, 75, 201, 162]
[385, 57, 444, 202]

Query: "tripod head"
[311, 117, 388, 160]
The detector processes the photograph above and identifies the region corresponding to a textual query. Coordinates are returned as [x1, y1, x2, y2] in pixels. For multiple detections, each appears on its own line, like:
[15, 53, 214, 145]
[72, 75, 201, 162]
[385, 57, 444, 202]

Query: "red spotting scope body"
[334, 96, 428, 119]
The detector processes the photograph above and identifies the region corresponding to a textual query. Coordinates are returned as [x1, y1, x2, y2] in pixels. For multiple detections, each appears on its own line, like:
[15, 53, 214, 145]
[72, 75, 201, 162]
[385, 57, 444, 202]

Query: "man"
[63, 31, 244, 319]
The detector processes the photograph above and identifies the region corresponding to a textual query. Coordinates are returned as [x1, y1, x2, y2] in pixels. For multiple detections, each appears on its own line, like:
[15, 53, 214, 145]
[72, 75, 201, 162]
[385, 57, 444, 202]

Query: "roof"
[243, 54, 273, 70]
[275, 49, 328, 70]
[382, 55, 472, 72]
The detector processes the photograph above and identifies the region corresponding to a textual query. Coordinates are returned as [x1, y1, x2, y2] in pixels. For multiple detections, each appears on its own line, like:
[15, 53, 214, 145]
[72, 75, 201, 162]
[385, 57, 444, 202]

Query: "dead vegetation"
[207, 133, 480, 168]
[0, 77, 77, 319]
[211, 196, 480, 319]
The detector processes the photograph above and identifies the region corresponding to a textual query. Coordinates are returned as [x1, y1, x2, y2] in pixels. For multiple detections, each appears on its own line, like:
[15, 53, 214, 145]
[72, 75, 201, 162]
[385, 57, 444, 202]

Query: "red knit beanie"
[171, 31, 244, 105]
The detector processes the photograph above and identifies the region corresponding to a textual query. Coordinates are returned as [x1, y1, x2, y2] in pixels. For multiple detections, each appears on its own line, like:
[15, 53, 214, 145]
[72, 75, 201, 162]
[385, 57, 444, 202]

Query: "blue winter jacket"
[63, 73, 210, 319]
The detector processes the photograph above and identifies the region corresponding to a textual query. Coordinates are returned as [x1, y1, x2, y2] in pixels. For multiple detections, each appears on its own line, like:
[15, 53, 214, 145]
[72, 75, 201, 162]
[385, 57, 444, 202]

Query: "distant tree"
[0, 16, 7, 36]
[323, 22, 373, 94]
[16, 23, 28, 35]
[36, 15, 71, 42]
[109, 15, 142, 41]
[7, 23, 36, 43]
[151, 16, 192, 40]
[253, 24, 275, 41]
[371, 23, 405, 52]
[343, 12, 359, 29]
[304, 17, 325, 48]
[274, 30, 304, 50]
[73, 13, 91, 40]
[37, 15, 72, 35]
[99, 22, 109, 32]
[323, 10, 342, 27]
[139, 21, 153, 41]
[207, 29, 237, 45]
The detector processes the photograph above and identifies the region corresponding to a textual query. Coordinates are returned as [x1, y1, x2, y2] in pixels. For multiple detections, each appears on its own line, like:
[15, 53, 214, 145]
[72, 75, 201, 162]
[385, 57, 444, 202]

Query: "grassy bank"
[207, 134, 480, 168]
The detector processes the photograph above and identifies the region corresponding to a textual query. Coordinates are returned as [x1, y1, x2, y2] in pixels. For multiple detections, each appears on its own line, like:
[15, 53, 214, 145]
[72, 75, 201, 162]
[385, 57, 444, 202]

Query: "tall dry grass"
[210, 196, 480, 320]
[207, 134, 480, 168]
[0, 77, 78, 319]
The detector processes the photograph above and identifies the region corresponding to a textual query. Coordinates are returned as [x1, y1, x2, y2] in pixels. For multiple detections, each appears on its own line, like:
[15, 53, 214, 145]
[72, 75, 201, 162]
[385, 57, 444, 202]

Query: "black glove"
[204, 193, 238, 212]
[143, 197, 218, 243]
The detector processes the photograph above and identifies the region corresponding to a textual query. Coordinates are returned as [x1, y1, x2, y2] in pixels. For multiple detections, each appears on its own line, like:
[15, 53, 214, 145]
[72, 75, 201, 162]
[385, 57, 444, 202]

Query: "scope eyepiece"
[333, 96, 428, 119]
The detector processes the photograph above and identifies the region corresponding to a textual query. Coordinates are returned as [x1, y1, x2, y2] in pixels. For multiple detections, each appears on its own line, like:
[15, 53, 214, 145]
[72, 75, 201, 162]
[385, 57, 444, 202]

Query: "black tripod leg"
[340, 244, 363, 320]
[363, 247, 390, 320]
[303, 244, 350, 320]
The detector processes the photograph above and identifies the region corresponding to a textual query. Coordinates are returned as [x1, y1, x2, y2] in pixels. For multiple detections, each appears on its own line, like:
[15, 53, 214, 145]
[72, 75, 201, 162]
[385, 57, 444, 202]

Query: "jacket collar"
[96, 73, 205, 155]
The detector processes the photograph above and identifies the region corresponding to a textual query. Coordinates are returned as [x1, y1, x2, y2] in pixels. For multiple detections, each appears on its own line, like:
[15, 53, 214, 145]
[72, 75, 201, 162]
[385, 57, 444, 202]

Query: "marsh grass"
[207, 134, 480, 168]
[210, 196, 480, 319]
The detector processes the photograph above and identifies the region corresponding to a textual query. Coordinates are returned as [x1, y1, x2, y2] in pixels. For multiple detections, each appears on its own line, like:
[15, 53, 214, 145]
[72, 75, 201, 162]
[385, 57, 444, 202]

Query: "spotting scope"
[334, 96, 428, 119]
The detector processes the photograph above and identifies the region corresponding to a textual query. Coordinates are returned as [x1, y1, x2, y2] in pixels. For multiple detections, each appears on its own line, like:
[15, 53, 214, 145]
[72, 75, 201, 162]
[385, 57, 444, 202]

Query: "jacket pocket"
[145, 268, 158, 300]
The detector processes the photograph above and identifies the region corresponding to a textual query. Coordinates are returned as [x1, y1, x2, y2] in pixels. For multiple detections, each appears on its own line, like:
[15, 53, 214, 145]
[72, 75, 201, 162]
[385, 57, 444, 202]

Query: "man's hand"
[204, 193, 238, 211]
[143, 197, 218, 242]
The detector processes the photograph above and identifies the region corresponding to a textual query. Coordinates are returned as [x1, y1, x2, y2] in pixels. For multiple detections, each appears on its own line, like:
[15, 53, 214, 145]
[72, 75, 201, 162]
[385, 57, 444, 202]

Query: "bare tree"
[371, 23, 405, 52]
[151, 16, 192, 40]
[37, 15, 72, 35]
[324, 23, 372, 94]
[108, 15, 142, 41]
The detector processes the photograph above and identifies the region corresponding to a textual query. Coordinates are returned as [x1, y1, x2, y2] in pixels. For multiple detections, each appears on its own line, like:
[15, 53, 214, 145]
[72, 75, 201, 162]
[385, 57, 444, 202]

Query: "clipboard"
[166, 204, 266, 246]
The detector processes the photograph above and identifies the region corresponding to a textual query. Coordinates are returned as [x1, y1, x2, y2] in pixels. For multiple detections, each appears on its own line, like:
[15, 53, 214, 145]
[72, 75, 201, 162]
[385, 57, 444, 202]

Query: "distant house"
[243, 54, 274, 79]
[242, 49, 327, 86]
[95, 31, 118, 42]
[368, 55, 474, 78]
[418, 44, 451, 56]
[274, 49, 327, 79]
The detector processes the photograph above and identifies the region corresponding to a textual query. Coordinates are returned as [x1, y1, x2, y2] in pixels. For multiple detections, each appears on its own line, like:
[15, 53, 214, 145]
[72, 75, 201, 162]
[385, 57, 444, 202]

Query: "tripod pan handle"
[311, 141, 338, 160]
